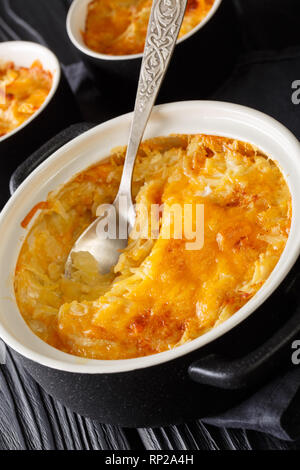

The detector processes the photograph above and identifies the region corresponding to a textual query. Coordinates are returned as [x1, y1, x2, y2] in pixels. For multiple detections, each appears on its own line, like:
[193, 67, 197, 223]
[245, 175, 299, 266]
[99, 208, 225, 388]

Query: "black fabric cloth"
[213, 46, 300, 141]
[1, 0, 300, 444]
[203, 368, 300, 442]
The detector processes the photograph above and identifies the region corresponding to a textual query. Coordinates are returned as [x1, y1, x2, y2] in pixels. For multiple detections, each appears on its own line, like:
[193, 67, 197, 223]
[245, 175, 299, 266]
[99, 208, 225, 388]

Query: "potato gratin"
[82, 0, 215, 55]
[15, 135, 291, 360]
[0, 60, 52, 138]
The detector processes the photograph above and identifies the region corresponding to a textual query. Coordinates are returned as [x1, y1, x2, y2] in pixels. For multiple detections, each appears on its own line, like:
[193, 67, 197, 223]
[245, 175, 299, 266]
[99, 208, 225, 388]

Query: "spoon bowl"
[65, 200, 134, 276]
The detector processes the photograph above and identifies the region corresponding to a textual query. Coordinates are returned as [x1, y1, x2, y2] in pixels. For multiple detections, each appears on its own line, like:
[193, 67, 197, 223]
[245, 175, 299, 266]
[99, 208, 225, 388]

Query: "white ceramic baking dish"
[66, 0, 223, 61]
[0, 41, 60, 144]
[0, 100, 299, 376]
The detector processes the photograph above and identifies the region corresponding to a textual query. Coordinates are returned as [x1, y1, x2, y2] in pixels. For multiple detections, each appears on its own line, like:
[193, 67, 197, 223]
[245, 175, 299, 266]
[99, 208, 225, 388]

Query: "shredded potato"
[14, 135, 291, 359]
[82, 0, 215, 55]
[0, 60, 52, 137]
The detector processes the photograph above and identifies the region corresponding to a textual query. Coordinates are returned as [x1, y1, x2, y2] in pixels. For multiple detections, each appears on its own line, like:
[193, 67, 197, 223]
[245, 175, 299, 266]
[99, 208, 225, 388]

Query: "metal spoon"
[65, 0, 188, 277]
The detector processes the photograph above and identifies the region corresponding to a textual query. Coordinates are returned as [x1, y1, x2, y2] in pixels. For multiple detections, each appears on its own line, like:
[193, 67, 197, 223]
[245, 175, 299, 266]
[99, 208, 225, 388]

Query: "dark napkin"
[203, 369, 300, 442]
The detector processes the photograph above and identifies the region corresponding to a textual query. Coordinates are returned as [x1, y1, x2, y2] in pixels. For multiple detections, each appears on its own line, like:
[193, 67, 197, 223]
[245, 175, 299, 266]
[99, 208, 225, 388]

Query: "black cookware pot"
[1, 101, 300, 427]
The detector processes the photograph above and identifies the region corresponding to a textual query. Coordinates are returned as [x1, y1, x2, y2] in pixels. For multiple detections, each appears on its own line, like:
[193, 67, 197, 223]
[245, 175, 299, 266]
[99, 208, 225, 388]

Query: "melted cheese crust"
[14, 135, 291, 360]
[82, 0, 215, 55]
[0, 60, 52, 138]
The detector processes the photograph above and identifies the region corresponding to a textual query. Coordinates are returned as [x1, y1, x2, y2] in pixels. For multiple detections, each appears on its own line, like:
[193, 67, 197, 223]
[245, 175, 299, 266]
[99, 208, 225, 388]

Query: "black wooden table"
[1, 0, 300, 451]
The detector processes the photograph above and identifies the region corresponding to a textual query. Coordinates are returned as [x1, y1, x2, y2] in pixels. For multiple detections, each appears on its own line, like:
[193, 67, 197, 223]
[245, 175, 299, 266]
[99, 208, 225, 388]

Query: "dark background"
[1, 0, 300, 451]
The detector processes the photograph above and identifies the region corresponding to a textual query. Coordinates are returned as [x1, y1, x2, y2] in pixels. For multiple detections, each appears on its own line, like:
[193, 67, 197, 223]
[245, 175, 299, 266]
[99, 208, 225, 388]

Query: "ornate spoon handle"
[116, 0, 188, 215]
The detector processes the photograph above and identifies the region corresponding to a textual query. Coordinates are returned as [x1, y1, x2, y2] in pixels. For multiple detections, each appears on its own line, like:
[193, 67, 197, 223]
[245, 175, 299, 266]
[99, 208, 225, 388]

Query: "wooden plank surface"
[1, 343, 299, 450]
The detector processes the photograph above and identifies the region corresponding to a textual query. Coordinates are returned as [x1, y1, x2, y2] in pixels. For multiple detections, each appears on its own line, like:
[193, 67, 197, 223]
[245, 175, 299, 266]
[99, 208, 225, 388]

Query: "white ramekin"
[66, 0, 223, 61]
[0, 41, 61, 144]
[0, 100, 299, 374]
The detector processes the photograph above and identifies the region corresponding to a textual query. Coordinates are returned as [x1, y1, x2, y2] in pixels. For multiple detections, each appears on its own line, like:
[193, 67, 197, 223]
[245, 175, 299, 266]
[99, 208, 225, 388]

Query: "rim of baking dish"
[66, 0, 223, 61]
[0, 100, 300, 374]
[0, 41, 61, 144]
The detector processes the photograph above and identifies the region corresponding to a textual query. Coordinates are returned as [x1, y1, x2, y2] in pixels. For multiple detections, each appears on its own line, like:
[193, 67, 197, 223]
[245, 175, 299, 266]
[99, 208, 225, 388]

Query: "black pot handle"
[189, 302, 300, 390]
[10, 122, 94, 194]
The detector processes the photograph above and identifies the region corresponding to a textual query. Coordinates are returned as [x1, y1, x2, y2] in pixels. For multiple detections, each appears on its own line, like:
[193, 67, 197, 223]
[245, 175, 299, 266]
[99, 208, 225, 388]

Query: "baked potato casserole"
[15, 135, 291, 360]
[0, 60, 52, 138]
[82, 0, 215, 55]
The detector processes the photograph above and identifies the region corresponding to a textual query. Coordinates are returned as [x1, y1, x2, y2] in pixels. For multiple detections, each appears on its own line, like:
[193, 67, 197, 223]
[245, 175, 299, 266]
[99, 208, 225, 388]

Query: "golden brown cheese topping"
[82, 0, 215, 55]
[0, 60, 52, 138]
[14, 135, 291, 360]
